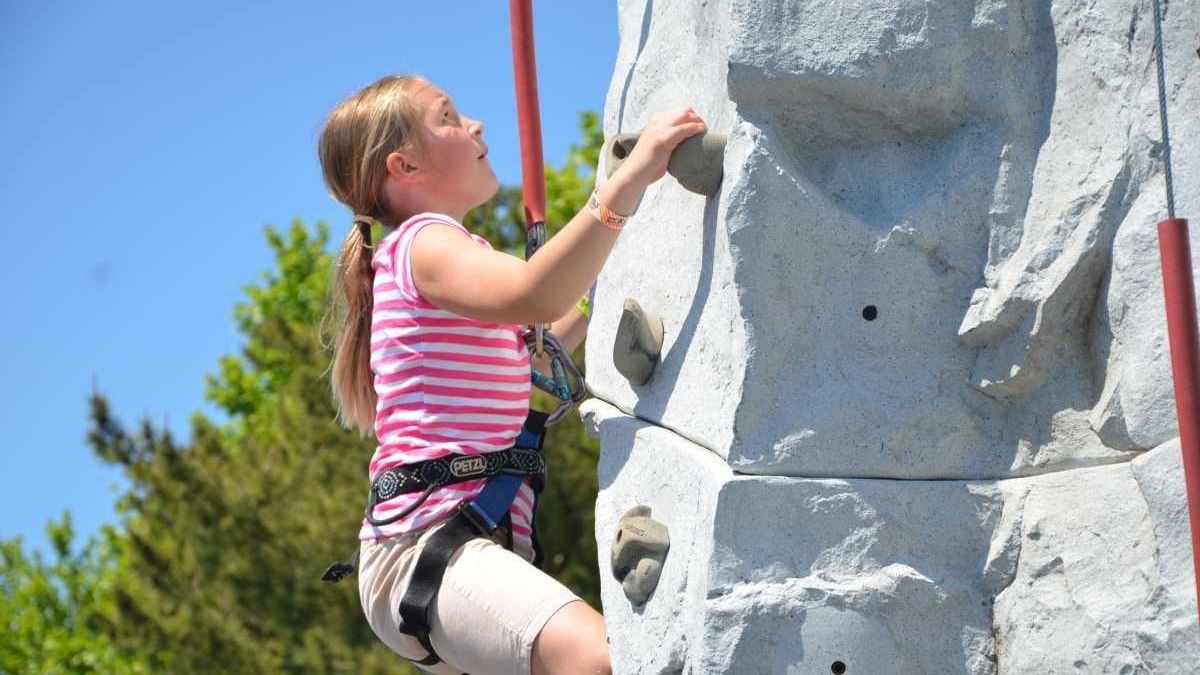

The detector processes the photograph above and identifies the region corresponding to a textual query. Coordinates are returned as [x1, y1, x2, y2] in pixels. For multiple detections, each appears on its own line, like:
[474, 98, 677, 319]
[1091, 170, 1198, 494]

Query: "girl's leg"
[530, 600, 611, 675]
[361, 523, 594, 675]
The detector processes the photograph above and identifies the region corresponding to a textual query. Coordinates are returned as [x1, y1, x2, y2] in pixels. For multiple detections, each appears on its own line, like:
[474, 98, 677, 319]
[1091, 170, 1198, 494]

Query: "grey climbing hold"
[621, 558, 663, 605]
[613, 298, 664, 386]
[605, 131, 727, 196]
[611, 506, 670, 605]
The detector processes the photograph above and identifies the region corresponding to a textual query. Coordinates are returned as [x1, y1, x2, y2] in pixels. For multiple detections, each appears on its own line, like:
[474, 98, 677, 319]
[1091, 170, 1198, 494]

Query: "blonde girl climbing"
[319, 74, 705, 675]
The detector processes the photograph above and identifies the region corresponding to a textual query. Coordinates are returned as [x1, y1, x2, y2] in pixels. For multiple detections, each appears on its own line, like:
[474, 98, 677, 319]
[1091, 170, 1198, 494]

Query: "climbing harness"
[1150, 0, 1200, 623]
[392, 413, 547, 667]
[323, 412, 549, 666]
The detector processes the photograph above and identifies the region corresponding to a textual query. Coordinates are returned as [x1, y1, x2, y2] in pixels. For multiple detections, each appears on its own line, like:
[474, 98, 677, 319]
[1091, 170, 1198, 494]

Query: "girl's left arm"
[531, 303, 589, 377]
[550, 302, 589, 353]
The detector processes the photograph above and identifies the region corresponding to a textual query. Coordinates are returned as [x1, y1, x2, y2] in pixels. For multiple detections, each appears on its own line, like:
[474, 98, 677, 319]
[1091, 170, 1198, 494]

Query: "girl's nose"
[467, 117, 485, 137]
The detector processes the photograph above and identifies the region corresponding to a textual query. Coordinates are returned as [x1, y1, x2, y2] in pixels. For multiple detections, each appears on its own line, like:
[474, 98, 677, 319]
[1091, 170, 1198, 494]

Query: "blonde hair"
[318, 74, 430, 436]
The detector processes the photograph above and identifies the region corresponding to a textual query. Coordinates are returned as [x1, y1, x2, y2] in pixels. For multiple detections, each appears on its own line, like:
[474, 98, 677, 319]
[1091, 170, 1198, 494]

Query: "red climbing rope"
[509, 0, 546, 232]
[1150, 0, 1199, 620]
[506, 0, 588, 419]
[509, 0, 548, 357]
[1158, 218, 1200, 619]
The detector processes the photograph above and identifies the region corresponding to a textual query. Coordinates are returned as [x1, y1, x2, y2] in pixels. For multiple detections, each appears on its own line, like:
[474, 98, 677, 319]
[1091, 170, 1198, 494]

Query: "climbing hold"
[605, 131, 727, 196]
[622, 558, 663, 605]
[611, 506, 670, 604]
[613, 298, 664, 386]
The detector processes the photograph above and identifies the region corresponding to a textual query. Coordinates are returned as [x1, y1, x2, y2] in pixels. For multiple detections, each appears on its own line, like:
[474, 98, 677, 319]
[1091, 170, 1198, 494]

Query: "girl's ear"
[386, 151, 422, 184]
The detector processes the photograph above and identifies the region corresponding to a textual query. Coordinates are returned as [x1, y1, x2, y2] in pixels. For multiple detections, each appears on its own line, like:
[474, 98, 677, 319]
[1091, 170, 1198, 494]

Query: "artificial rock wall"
[583, 0, 1200, 672]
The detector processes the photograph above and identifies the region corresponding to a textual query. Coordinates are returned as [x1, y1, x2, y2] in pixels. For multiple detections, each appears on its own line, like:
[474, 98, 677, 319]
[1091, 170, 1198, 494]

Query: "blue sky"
[0, 0, 618, 555]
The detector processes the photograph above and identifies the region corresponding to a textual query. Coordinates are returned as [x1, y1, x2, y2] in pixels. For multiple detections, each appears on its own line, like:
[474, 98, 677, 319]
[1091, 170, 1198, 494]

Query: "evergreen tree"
[75, 112, 605, 674]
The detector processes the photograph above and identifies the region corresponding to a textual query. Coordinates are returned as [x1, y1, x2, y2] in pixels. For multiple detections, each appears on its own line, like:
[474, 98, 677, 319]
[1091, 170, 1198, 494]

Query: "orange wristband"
[587, 188, 630, 231]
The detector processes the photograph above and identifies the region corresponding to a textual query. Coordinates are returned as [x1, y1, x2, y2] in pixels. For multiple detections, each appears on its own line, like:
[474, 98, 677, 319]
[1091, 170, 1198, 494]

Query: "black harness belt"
[367, 445, 546, 520]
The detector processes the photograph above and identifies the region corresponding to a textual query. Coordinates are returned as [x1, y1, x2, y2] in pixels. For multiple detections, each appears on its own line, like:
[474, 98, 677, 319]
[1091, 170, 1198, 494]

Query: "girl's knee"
[533, 645, 611, 675]
[532, 600, 611, 675]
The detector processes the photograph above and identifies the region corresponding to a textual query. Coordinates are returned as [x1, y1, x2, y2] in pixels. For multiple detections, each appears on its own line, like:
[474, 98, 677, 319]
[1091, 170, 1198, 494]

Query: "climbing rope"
[1151, 0, 1176, 218]
[1149, 0, 1200, 624]
[509, 0, 589, 424]
[510, 0, 548, 359]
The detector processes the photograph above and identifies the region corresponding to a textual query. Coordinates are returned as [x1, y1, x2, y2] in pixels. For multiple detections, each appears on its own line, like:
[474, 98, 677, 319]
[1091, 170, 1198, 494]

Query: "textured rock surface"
[586, 401, 1200, 673]
[585, 0, 1200, 671]
[993, 438, 1200, 673]
[587, 0, 1200, 480]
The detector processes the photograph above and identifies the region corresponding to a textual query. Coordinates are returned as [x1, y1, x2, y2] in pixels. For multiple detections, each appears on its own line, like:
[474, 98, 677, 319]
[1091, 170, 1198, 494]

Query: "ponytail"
[327, 217, 378, 436]
[316, 74, 428, 437]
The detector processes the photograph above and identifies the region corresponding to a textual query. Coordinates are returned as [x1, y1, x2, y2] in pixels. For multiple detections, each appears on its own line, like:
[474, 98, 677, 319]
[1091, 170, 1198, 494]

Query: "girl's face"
[413, 84, 498, 214]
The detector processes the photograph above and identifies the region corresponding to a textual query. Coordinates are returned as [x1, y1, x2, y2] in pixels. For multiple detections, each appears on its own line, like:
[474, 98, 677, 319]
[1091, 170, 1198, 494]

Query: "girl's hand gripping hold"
[608, 107, 709, 198]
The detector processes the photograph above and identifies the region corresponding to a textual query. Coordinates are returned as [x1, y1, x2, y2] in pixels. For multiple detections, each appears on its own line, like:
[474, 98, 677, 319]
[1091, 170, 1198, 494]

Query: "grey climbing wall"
[584, 0, 1200, 672]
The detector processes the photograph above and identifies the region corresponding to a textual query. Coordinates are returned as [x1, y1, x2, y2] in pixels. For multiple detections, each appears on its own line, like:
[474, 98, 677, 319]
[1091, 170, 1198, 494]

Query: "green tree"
[76, 111, 605, 674]
[0, 514, 149, 674]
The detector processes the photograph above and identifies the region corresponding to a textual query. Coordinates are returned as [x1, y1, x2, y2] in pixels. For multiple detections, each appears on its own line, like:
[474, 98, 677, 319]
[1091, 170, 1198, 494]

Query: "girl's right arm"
[410, 107, 708, 326]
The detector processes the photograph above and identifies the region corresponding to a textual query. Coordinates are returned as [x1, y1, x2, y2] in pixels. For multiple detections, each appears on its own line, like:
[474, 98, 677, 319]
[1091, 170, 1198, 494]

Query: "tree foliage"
[0, 111, 605, 674]
[0, 514, 149, 674]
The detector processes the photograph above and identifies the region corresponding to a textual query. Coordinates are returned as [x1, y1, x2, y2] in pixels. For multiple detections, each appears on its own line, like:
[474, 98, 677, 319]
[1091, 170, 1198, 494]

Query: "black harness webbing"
[398, 508, 497, 666]
[365, 446, 546, 526]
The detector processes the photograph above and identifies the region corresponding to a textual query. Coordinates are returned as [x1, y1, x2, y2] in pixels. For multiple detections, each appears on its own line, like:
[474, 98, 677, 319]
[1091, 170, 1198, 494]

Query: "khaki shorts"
[358, 519, 581, 675]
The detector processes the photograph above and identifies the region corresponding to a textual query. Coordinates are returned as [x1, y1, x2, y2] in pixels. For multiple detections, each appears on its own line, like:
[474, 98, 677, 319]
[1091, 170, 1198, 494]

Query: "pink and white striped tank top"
[359, 212, 536, 562]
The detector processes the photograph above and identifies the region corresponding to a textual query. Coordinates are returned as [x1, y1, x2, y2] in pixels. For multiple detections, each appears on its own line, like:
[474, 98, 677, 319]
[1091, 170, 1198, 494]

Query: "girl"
[319, 74, 705, 675]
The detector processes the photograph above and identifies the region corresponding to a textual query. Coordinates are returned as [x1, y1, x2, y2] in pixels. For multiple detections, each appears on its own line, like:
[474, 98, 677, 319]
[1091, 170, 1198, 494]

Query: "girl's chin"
[482, 176, 500, 199]
[470, 184, 500, 211]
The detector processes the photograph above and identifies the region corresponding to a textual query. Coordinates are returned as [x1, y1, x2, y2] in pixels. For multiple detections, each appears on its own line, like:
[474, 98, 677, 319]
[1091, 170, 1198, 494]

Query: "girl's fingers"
[640, 108, 706, 154]
[668, 121, 707, 143]
[661, 107, 698, 125]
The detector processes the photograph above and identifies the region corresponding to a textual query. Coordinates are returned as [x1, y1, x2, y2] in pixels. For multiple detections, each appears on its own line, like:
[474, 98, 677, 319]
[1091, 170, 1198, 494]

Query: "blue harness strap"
[464, 472, 524, 531]
[465, 415, 547, 530]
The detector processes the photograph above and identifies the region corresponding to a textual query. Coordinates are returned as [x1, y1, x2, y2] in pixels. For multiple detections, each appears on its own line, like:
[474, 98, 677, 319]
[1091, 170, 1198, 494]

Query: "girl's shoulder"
[373, 212, 489, 267]
[372, 212, 493, 304]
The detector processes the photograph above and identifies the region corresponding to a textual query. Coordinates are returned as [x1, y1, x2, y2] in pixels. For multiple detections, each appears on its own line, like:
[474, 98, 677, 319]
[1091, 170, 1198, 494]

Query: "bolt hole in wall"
[861, 305, 878, 321]
[830, 661, 847, 674]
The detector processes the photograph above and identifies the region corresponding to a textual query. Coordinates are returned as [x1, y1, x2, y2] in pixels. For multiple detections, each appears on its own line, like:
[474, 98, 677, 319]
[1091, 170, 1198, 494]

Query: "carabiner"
[522, 327, 589, 425]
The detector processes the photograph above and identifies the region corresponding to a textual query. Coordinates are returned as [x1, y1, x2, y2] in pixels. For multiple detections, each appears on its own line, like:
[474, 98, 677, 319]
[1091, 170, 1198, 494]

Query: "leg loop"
[396, 511, 481, 667]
